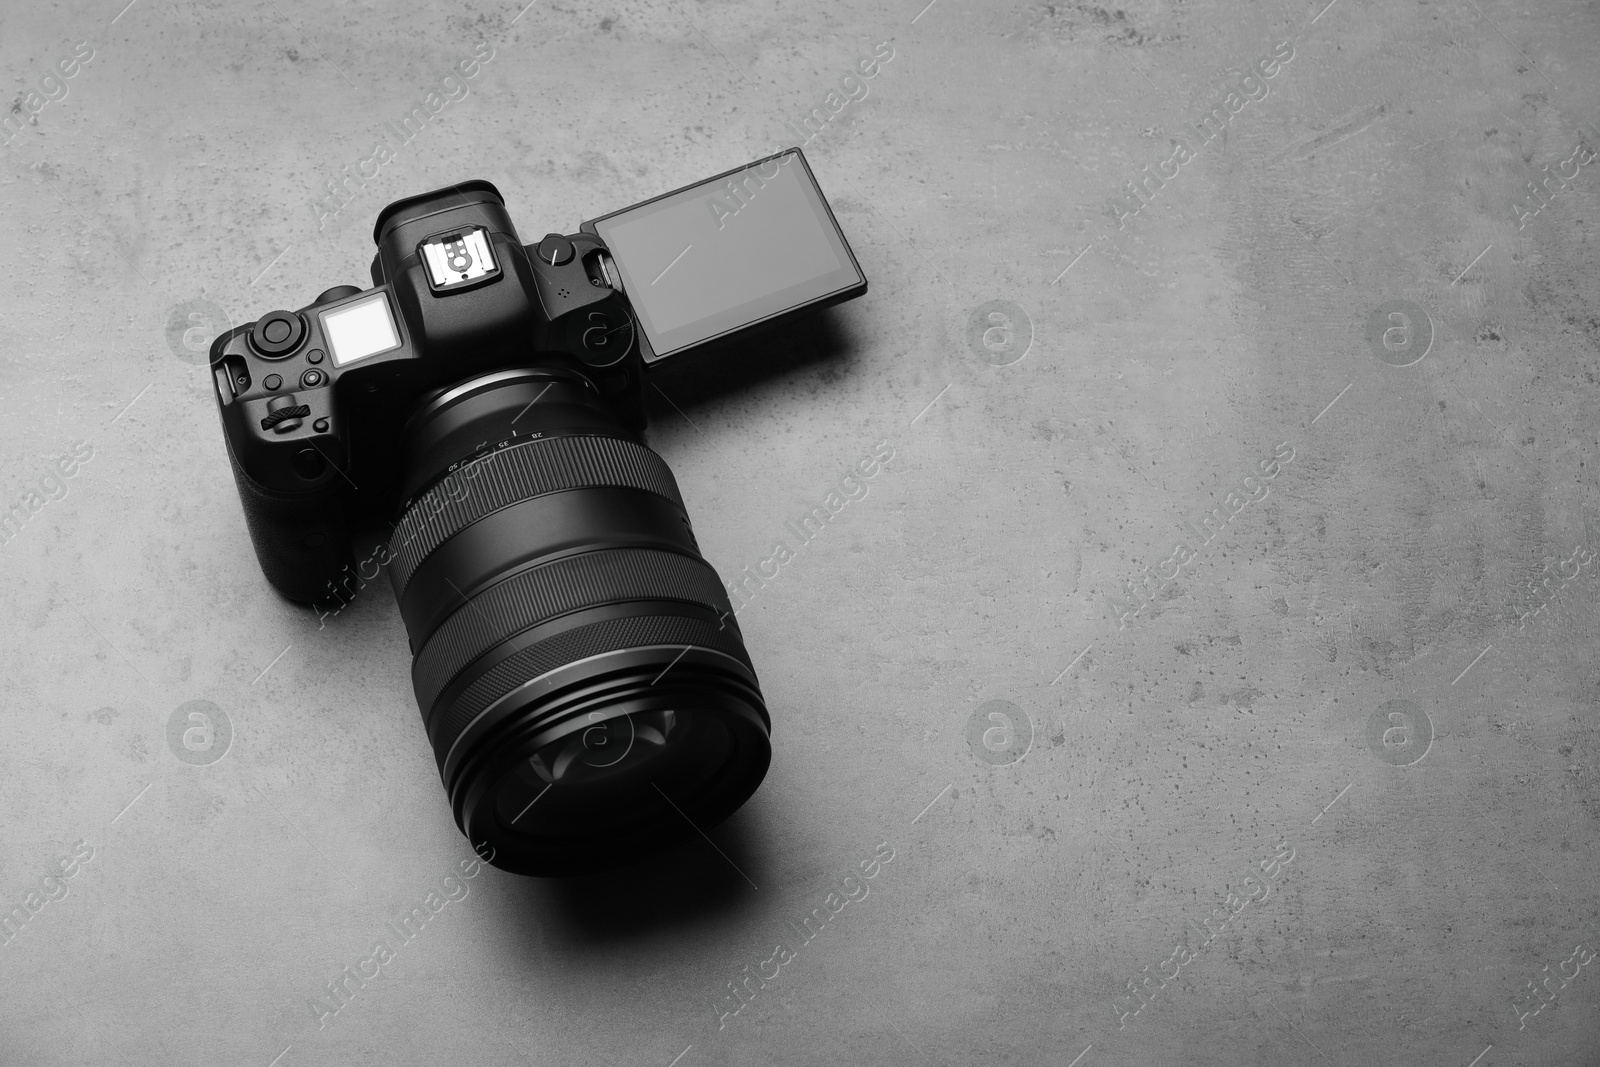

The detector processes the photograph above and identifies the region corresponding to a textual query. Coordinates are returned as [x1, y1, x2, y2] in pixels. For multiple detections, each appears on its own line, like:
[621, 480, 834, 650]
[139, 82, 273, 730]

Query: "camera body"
[208, 155, 866, 874]
[211, 180, 657, 606]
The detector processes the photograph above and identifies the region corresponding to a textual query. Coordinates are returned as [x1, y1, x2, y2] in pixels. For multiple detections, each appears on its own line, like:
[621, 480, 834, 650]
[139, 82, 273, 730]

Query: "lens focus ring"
[412, 546, 736, 720]
[389, 434, 687, 595]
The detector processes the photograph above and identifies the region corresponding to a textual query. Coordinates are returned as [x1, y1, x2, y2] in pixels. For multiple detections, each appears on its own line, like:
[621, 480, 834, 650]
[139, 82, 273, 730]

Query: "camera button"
[301, 369, 325, 388]
[250, 310, 305, 357]
[313, 418, 329, 433]
[263, 373, 283, 390]
[306, 348, 325, 365]
[536, 234, 574, 266]
[293, 448, 326, 479]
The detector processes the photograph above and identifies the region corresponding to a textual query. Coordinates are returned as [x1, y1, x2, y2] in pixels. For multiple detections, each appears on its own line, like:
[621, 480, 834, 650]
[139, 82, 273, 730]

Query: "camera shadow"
[643, 306, 858, 417]
[490, 801, 770, 949]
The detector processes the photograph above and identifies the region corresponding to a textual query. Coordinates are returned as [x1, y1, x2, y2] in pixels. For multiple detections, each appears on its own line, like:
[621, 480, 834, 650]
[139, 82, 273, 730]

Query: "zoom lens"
[387, 367, 770, 876]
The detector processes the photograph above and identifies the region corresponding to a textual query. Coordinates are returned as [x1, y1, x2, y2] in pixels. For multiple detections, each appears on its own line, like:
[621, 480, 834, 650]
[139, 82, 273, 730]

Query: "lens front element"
[529, 708, 673, 783]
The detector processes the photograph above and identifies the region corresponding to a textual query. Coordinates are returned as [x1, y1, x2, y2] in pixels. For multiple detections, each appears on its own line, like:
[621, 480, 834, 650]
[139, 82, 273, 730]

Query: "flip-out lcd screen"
[587, 150, 865, 359]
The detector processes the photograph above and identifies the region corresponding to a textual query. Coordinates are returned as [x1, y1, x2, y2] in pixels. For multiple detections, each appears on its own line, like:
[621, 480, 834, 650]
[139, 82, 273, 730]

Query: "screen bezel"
[581, 148, 867, 364]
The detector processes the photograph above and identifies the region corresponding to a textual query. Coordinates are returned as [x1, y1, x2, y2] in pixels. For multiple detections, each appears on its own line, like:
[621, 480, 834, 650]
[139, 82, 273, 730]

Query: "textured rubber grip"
[426, 611, 753, 759]
[412, 547, 734, 717]
[388, 434, 686, 596]
[225, 435, 353, 606]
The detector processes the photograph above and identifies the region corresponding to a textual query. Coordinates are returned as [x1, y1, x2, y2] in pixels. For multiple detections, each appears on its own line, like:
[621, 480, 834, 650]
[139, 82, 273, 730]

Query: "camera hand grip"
[225, 435, 354, 607]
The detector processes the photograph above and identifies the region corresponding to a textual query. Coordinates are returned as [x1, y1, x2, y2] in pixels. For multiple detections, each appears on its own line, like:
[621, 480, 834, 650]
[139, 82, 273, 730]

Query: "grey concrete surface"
[1, 0, 1598, 1064]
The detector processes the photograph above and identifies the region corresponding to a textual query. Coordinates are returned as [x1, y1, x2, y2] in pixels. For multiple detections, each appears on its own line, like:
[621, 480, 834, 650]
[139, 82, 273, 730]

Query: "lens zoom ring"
[429, 613, 753, 758]
[389, 435, 686, 593]
[413, 548, 733, 715]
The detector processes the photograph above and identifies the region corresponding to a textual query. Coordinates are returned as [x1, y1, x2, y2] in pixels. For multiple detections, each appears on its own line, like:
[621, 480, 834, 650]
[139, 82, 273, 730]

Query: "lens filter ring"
[433, 618, 757, 777]
[447, 646, 771, 876]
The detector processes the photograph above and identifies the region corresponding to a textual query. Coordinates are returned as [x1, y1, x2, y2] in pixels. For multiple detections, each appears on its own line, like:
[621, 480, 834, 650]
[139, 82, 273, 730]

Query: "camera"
[208, 149, 867, 875]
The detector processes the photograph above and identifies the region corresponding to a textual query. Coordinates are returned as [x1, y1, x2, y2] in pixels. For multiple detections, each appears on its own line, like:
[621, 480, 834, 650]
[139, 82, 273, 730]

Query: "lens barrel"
[387, 367, 770, 876]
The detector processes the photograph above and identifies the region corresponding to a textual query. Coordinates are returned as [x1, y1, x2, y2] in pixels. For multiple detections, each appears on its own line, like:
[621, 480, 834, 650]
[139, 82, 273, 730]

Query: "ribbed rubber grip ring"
[412, 547, 735, 719]
[427, 612, 754, 759]
[389, 435, 686, 595]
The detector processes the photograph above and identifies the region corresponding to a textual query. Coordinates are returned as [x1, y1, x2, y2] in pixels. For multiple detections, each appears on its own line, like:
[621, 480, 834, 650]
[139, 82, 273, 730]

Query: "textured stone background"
[1, 0, 1597, 1064]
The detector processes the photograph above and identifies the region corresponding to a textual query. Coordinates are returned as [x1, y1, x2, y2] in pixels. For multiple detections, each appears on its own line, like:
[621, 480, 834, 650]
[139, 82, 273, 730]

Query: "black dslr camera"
[209, 149, 866, 875]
